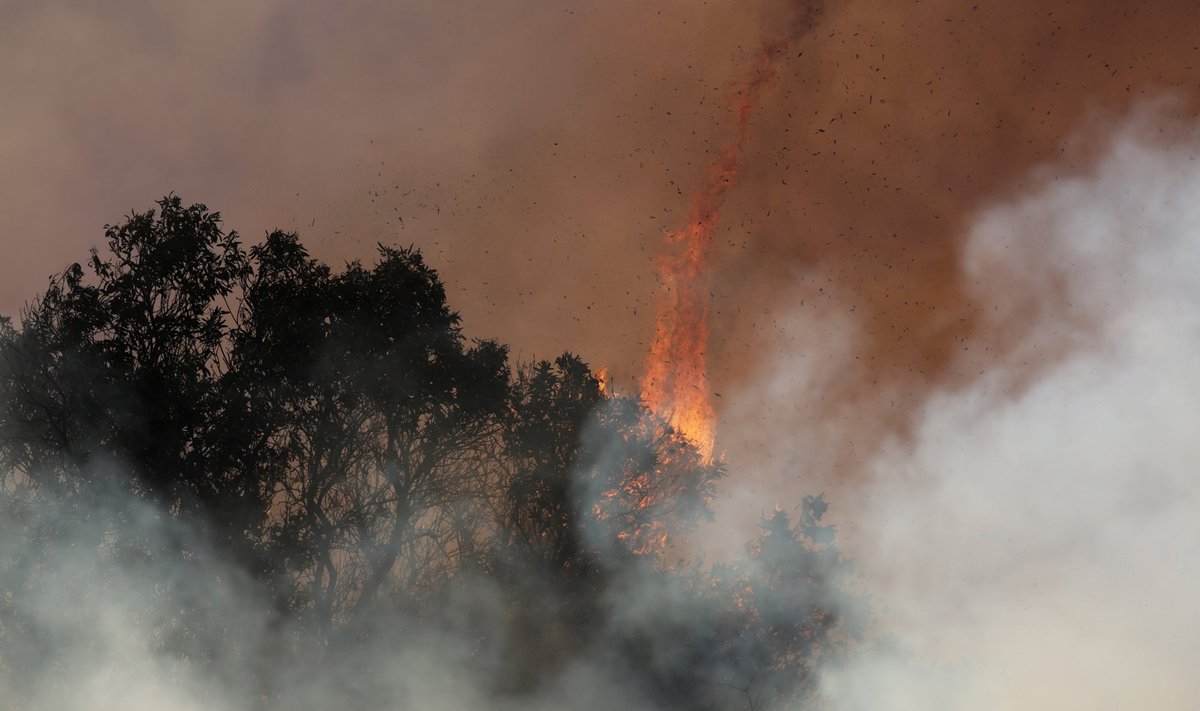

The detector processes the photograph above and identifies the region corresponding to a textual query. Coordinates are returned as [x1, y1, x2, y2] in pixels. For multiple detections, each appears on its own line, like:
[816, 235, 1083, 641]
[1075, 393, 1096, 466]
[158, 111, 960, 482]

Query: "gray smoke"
[812, 110, 1200, 709]
[0, 390, 853, 710]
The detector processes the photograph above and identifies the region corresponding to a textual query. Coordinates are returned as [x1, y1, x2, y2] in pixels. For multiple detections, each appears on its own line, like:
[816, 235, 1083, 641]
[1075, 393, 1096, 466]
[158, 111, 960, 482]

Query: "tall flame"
[641, 2, 822, 461]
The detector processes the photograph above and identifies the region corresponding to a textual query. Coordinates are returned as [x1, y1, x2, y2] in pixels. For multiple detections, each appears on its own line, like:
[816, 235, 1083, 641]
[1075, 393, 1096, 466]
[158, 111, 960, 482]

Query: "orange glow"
[641, 8, 816, 461]
[596, 366, 610, 396]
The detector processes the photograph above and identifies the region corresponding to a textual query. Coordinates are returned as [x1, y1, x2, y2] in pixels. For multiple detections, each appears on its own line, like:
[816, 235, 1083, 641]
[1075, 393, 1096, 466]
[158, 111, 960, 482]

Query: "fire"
[596, 366, 610, 396]
[641, 221, 718, 459]
[641, 1, 822, 462]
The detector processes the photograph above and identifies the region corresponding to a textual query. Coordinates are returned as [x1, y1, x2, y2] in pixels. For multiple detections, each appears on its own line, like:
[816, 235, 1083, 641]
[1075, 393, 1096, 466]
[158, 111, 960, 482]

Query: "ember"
[642, 1, 823, 461]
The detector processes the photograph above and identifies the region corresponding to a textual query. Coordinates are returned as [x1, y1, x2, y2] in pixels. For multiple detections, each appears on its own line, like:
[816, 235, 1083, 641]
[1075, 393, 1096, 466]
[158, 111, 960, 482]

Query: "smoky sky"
[3, 0, 1198, 485]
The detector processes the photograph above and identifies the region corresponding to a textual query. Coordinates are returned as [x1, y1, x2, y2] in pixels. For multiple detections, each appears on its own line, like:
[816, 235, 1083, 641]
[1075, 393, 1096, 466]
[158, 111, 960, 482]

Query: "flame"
[596, 366, 610, 396]
[641, 2, 822, 462]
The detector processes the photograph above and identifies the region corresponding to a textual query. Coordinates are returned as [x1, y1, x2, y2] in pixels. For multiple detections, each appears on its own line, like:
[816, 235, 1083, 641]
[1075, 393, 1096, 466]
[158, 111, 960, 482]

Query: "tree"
[501, 354, 722, 569]
[0, 196, 861, 710]
[0, 196, 255, 517]
[229, 232, 510, 641]
[0, 196, 265, 689]
[699, 495, 865, 709]
[488, 354, 725, 694]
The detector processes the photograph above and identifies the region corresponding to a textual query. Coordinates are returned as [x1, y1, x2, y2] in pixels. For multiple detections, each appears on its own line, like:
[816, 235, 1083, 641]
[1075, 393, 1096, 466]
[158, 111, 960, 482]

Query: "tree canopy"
[0, 197, 862, 710]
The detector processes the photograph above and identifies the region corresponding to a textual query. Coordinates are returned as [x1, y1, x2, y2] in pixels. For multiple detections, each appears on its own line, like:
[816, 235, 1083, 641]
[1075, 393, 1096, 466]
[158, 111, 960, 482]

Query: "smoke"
[808, 112, 1200, 708]
[4, 1, 1200, 705]
[0, 463, 523, 709]
[0, 472, 266, 711]
[0, 390, 852, 709]
[10, 105, 1200, 711]
[5, 0, 1200, 432]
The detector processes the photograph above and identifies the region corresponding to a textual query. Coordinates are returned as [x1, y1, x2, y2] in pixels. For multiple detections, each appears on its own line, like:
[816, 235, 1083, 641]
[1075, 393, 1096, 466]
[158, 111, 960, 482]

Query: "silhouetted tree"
[228, 231, 510, 641]
[0, 196, 259, 524]
[501, 354, 722, 570]
[0, 196, 267, 686]
[693, 495, 865, 709]
[487, 354, 727, 694]
[0, 196, 862, 710]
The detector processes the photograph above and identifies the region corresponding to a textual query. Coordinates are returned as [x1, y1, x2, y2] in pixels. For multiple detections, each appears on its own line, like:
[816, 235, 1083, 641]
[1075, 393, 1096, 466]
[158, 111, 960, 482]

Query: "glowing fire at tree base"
[641, 221, 718, 461]
[640, 1, 823, 463]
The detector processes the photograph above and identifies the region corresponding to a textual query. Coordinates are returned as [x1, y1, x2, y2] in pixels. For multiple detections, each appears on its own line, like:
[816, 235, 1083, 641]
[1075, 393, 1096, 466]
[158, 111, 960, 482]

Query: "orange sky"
[3, 0, 1198, 492]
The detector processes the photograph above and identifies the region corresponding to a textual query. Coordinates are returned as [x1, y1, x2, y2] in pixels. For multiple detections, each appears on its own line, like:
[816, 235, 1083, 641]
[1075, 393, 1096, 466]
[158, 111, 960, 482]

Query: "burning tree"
[641, 0, 824, 461]
[0, 197, 864, 711]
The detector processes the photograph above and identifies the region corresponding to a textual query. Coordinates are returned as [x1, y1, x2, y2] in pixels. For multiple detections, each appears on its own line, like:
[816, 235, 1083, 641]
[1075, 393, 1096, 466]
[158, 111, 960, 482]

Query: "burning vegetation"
[641, 1, 822, 461]
[0, 196, 862, 710]
[9, 3, 1199, 708]
[0, 15, 862, 702]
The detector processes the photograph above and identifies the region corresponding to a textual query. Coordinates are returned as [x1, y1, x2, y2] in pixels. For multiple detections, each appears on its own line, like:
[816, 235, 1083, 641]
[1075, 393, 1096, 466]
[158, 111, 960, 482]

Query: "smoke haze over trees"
[4, 0, 1200, 706]
[0, 197, 861, 710]
[5, 120, 1200, 711]
[6, 0, 1200, 496]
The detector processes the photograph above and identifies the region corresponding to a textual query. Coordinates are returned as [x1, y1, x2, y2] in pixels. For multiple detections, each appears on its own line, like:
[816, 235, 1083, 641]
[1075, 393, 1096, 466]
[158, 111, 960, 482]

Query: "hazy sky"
[3, 0, 1198, 490]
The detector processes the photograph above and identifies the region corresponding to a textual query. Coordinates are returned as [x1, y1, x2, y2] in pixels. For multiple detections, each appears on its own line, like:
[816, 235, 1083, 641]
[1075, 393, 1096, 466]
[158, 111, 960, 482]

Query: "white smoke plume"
[817, 109, 1200, 709]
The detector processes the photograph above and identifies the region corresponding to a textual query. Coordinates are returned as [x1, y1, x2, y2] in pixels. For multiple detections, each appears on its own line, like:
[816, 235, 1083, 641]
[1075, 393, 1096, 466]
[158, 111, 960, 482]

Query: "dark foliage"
[0, 198, 862, 710]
